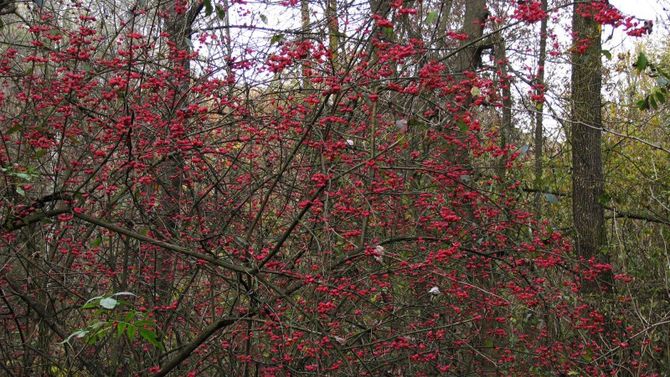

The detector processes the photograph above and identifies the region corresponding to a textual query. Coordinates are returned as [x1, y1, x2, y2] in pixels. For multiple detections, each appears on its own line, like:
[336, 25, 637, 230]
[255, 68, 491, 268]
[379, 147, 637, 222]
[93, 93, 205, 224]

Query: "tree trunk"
[325, 0, 340, 70]
[301, 0, 311, 88]
[453, 4, 499, 375]
[453, 0, 488, 74]
[571, 1, 612, 293]
[533, 0, 548, 218]
[495, 33, 513, 180]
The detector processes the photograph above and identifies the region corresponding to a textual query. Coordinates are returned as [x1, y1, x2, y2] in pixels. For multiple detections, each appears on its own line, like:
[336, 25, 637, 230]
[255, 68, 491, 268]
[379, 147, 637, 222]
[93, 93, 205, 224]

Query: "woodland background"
[0, 0, 669, 376]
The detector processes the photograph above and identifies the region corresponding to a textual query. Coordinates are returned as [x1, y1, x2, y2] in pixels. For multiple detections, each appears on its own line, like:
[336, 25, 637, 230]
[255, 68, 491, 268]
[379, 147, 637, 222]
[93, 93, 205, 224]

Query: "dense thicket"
[0, 1, 667, 376]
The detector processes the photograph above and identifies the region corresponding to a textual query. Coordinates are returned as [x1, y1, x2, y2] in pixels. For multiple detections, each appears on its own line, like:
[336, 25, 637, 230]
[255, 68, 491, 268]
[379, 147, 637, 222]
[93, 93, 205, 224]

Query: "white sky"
[597, 0, 668, 57]
[611, 0, 664, 21]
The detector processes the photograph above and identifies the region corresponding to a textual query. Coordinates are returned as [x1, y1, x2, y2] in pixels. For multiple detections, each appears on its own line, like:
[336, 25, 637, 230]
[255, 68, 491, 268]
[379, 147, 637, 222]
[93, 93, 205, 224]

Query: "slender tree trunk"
[435, 0, 454, 52]
[452, 4, 499, 375]
[325, 0, 340, 70]
[301, 0, 311, 88]
[533, 0, 548, 218]
[448, 0, 488, 174]
[495, 33, 513, 179]
[154, 6, 186, 307]
[571, 1, 612, 293]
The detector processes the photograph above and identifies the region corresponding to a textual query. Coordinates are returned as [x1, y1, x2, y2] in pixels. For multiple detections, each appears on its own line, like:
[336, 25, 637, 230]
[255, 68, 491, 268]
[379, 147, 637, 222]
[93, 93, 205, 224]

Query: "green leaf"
[597, 193, 611, 205]
[60, 329, 89, 345]
[601, 49, 612, 60]
[456, 120, 468, 133]
[127, 325, 136, 341]
[636, 98, 649, 110]
[215, 4, 226, 19]
[75, 329, 89, 338]
[90, 237, 102, 247]
[83, 296, 103, 309]
[13, 172, 32, 181]
[7, 123, 22, 134]
[382, 26, 394, 40]
[34, 149, 46, 158]
[270, 34, 285, 45]
[99, 297, 119, 310]
[260, 14, 268, 24]
[634, 52, 648, 71]
[134, 319, 153, 327]
[649, 95, 658, 110]
[89, 320, 106, 330]
[581, 348, 593, 362]
[426, 11, 438, 24]
[139, 328, 164, 350]
[204, 0, 213, 16]
[117, 322, 127, 337]
[407, 118, 421, 129]
[655, 90, 666, 104]
[15, 186, 25, 196]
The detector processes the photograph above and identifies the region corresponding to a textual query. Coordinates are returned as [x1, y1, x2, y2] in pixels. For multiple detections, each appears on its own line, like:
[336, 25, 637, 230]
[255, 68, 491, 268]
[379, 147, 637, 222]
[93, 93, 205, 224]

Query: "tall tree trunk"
[453, 0, 488, 75]
[533, 0, 548, 218]
[147, 2, 203, 372]
[448, 0, 488, 173]
[452, 4, 499, 375]
[571, 1, 612, 293]
[325, 0, 340, 70]
[301, 0, 311, 88]
[495, 33, 512, 180]
[435, 0, 454, 52]
[154, 2, 189, 304]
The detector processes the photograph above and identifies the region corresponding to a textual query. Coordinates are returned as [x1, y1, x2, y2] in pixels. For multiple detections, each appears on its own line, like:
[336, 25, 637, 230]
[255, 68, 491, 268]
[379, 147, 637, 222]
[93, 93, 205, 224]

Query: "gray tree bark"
[533, 0, 548, 218]
[571, 1, 612, 293]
